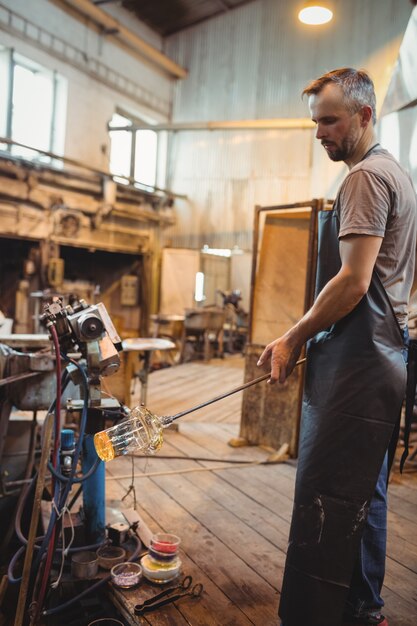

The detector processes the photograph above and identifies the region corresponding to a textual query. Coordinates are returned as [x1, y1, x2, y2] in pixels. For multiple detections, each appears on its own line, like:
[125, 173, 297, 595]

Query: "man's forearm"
[284, 268, 367, 350]
[258, 235, 382, 382]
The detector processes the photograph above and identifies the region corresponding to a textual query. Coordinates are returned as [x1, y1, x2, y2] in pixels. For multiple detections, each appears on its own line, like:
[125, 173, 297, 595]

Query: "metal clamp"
[134, 575, 203, 614]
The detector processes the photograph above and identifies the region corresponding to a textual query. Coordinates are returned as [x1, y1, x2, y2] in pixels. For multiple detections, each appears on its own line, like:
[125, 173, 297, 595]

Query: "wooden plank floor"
[105, 356, 417, 626]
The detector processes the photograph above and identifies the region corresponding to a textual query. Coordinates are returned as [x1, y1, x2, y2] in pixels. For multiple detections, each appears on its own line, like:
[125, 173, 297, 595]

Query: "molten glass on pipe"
[94, 358, 306, 461]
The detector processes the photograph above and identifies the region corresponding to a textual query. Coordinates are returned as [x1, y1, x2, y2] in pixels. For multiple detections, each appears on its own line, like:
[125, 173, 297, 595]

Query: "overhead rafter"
[59, 0, 187, 78]
[114, 0, 255, 37]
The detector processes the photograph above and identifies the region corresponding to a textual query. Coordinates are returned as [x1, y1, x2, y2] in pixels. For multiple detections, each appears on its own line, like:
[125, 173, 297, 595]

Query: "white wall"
[378, 6, 417, 190]
[0, 0, 175, 170]
[164, 0, 414, 249]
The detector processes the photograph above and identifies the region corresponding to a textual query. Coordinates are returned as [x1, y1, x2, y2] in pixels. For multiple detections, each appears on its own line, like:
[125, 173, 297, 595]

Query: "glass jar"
[94, 406, 169, 461]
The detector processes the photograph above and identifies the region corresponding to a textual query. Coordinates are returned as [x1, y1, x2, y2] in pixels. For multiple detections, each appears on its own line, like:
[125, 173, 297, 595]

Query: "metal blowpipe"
[169, 357, 307, 422]
[94, 357, 306, 461]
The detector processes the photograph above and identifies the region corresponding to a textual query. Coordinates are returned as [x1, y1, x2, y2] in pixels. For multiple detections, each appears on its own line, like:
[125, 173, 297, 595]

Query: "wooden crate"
[239, 343, 303, 457]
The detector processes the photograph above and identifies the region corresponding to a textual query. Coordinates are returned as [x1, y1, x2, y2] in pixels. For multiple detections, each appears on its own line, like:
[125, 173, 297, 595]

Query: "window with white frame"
[0, 47, 67, 161]
[109, 111, 159, 190]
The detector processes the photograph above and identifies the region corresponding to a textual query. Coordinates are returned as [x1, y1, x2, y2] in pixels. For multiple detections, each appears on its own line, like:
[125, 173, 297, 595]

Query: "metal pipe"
[0, 136, 186, 199]
[82, 435, 106, 543]
[169, 357, 306, 422]
[108, 118, 316, 132]
[0, 371, 42, 387]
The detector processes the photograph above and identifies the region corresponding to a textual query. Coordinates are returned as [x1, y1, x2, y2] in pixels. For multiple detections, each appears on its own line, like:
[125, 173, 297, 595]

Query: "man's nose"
[315, 124, 325, 139]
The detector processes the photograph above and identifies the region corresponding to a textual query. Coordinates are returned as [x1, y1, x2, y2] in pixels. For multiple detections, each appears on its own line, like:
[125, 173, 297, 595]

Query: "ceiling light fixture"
[298, 2, 333, 25]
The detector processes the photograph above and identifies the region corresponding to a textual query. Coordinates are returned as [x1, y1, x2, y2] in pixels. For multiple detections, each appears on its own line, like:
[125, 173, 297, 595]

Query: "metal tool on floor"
[134, 575, 203, 614]
[135, 574, 191, 611]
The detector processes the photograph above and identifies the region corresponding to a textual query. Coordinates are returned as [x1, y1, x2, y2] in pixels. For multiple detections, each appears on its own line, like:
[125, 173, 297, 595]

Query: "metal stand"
[122, 338, 176, 406]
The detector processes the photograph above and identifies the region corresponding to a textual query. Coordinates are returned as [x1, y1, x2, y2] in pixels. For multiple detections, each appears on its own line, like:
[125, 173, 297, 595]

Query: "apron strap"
[400, 338, 417, 472]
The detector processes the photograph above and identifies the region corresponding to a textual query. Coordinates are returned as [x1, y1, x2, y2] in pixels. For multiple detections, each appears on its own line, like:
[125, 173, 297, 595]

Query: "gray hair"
[302, 68, 377, 125]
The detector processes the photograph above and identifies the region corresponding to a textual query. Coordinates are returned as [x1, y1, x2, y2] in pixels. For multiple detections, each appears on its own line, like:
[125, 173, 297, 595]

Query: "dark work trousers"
[345, 452, 388, 615]
[280, 330, 409, 626]
[345, 327, 409, 618]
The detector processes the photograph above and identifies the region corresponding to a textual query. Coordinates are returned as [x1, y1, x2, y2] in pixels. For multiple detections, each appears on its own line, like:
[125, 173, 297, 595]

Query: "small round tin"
[96, 546, 126, 570]
[111, 562, 142, 588]
[71, 551, 99, 579]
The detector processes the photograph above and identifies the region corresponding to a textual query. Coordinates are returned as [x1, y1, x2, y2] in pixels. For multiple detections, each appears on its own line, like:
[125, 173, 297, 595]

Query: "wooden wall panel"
[159, 248, 200, 315]
[252, 211, 311, 345]
[240, 344, 303, 457]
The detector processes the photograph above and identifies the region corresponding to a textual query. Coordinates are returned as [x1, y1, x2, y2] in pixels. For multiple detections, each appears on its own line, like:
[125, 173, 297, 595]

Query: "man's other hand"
[257, 336, 302, 384]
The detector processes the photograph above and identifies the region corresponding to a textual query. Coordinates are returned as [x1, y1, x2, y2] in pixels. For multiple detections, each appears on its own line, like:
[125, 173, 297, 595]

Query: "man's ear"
[360, 105, 373, 126]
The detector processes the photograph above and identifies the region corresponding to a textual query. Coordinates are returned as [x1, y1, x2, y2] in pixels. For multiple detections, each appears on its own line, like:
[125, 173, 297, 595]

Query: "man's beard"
[323, 136, 354, 162]
[327, 148, 345, 162]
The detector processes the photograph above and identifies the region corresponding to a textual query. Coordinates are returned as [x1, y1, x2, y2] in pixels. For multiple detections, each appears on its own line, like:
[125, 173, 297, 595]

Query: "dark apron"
[279, 209, 407, 626]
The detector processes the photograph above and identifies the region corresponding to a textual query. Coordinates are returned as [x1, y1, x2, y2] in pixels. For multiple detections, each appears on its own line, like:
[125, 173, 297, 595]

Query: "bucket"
[71, 551, 99, 579]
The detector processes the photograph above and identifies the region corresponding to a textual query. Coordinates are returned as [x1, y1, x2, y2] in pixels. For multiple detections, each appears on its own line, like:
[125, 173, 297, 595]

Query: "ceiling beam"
[216, 0, 233, 10]
[59, 0, 187, 78]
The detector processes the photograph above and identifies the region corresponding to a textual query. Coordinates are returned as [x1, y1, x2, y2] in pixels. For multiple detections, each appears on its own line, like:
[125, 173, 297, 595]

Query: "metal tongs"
[134, 575, 203, 615]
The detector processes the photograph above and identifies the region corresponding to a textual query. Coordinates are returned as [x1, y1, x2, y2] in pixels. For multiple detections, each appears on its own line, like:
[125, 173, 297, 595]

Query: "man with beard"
[257, 68, 417, 626]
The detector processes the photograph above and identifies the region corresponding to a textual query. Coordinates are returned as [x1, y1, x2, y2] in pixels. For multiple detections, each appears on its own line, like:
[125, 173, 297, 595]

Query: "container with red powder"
[150, 533, 180, 555]
[141, 533, 182, 583]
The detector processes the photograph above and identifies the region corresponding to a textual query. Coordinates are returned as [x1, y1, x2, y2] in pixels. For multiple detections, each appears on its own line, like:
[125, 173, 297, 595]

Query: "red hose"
[50, 324, 62, 470]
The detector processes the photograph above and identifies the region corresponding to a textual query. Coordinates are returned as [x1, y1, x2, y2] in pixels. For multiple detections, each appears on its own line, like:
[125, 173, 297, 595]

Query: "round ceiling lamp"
[298, 2, 333, 25]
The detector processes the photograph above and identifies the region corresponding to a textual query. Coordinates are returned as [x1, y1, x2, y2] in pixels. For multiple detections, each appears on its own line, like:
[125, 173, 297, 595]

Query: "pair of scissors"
[134, 576, 203, 615]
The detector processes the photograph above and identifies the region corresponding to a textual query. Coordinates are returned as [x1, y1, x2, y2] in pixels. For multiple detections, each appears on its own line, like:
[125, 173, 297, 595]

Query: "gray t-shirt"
[334, 145, 417, 328]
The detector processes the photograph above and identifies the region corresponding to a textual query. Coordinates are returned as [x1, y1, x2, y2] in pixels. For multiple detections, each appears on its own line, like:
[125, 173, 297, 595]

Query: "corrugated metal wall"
[163, 0, 413, 249]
